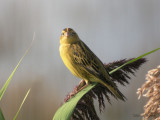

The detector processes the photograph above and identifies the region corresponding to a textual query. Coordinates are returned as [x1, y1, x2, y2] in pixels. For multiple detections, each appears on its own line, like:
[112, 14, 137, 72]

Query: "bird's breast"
[59, 44, 81, 78]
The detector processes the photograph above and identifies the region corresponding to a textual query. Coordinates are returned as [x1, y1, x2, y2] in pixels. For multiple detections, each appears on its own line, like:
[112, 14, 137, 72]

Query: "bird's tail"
[99, 80, 126, 101]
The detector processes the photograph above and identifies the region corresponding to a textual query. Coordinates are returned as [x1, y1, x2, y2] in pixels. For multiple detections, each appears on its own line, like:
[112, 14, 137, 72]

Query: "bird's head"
[60, 28, 80, 44]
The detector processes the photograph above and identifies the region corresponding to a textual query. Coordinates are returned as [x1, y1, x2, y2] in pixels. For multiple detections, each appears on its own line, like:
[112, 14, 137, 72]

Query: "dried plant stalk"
[137, 65, 160, 120]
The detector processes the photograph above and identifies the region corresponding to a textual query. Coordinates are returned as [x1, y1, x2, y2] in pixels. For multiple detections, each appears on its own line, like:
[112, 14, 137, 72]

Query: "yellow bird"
[59, 28, 125, 100]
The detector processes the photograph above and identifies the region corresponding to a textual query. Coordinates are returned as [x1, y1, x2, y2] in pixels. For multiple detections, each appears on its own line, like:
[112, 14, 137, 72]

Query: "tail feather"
[99, 80, 126, 101]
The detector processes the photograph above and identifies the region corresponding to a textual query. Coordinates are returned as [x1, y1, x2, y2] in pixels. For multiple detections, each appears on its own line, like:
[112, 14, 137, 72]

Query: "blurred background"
[0, 0, 159, 120]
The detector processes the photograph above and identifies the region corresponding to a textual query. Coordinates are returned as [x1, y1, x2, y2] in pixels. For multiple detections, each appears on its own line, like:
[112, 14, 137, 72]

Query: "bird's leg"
[76, 80, 89, 93]
[77, 80, 86, 89]
[69, 80, 87, 97]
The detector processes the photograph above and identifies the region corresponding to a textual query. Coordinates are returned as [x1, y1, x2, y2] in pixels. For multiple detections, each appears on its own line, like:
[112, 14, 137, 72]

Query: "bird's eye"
[71, 32, 76, 35]
[61, 33, 64, 36]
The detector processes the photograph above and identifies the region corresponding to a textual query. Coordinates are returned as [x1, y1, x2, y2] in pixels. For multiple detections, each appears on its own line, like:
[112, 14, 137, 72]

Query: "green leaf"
[0, 33, 35, 101]
[0, 52, 28, 101]
[13, 89, 31, 120]
[110, 48, 160, 74]
[0, 33, 35, 120]
[53, 48, 160, 120]
[0, 108, 5, 120]
[53, 83, 97, 120]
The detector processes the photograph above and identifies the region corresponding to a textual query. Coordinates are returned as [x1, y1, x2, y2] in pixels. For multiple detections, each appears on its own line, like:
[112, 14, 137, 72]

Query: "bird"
[59, 28, 125, 101]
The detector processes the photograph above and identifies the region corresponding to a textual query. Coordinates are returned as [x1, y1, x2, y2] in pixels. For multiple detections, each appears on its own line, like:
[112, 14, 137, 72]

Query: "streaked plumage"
[59, 28, 125, 100]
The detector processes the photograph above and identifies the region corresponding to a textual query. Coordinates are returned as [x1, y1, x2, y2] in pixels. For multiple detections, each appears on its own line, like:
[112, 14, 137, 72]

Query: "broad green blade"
[53, 48, 160, 120]
[53, 83, 97, 120]
[0, 33, 35, 101]
[13, 89, 31, 120]
[0, 108, 5, 120]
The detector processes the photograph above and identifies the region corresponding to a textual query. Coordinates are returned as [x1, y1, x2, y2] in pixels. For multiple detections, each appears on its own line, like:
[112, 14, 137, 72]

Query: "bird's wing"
[71, 40, 110, 83]
[71, 40, 125, 100]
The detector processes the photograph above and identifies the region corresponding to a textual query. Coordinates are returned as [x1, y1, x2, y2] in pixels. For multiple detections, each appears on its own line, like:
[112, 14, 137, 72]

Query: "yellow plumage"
[59, 28, 124, 100]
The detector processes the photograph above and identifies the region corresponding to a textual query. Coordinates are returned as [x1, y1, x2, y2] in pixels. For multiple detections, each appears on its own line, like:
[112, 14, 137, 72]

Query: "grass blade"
[0, 52, 28, 100]
[0, 33, 35, 101]
[13, 89, 31, 120]
[0, 108, 5, 120]
[110, 48, 160, 74]
[53, 48, 160, 120]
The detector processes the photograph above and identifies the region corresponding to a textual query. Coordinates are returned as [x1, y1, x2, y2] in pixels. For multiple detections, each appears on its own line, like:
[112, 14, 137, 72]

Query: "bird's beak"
[65, 32, 70, 37]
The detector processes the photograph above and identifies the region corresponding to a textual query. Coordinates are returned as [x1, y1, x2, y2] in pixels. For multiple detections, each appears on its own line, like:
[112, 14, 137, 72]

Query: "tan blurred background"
[0, 0, 159, 120]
